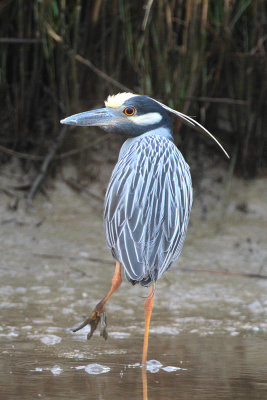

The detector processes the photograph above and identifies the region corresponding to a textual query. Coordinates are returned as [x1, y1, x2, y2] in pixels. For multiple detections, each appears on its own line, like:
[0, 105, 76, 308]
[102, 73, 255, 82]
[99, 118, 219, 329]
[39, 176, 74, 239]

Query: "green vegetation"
[0, 0, 266, 176]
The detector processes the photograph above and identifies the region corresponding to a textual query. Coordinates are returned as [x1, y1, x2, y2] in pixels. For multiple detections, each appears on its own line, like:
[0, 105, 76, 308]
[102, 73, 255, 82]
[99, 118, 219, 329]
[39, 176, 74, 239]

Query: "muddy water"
[0, 179, 267, 399]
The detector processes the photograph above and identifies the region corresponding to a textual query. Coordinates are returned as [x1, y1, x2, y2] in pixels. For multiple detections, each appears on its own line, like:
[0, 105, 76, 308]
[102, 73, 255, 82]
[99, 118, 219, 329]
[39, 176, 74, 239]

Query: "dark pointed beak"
[60, 108, 115, 127]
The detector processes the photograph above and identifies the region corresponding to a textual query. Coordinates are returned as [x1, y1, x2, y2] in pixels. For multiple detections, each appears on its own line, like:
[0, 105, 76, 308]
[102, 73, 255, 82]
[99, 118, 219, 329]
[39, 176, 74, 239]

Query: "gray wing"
[104, 135, 193, 286]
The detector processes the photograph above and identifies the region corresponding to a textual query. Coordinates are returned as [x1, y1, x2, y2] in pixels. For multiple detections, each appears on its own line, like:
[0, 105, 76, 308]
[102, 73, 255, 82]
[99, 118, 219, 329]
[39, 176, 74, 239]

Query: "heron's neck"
[118, 127, 172, 160]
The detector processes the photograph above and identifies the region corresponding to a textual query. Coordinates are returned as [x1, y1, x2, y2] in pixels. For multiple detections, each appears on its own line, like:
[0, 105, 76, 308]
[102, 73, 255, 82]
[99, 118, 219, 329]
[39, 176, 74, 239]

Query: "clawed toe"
[99, 312, 108, 340]
[72, 304, 108, 340]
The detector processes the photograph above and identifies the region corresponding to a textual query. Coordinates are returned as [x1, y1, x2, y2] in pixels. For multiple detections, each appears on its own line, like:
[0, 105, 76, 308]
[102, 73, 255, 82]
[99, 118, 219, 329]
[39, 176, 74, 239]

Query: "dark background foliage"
[0, 0, 266, 177]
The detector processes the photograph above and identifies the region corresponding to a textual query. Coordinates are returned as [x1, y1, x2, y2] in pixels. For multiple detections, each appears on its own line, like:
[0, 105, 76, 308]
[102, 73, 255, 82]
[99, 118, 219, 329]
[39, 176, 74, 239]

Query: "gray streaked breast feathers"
[104, 135, 192, 286]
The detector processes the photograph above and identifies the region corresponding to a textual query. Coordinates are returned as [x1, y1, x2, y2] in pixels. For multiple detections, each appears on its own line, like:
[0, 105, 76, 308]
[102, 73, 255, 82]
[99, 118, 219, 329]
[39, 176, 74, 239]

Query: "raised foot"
[72, 302, 108, 340]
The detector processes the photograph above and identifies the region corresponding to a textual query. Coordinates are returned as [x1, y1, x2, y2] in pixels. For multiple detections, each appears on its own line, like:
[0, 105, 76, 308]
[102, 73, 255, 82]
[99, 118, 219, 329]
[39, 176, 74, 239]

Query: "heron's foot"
[72, 301, 108, 340]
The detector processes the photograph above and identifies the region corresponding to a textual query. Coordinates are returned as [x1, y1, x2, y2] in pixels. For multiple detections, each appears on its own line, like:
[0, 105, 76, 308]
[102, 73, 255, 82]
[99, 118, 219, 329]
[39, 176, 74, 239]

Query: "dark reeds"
[0, 0, 266, 177]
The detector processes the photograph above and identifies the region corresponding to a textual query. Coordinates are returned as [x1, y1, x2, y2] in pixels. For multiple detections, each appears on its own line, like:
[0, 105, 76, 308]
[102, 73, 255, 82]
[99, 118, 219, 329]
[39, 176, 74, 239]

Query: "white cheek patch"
[130, 112, 162, 126]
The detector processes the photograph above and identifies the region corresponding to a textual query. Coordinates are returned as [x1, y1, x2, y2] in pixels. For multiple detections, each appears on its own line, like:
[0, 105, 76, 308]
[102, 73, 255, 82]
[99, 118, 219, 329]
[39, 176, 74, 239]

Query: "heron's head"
[61, 92, 229, 158]
[60, 93, 172, 137]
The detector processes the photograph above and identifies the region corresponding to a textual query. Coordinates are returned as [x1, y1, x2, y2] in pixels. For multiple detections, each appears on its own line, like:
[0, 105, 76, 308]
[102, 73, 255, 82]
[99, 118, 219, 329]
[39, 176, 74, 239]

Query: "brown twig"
[0, 37, 42, 44]
[0, 187, 17, 197]
[0, 133, 112, 161]
[31, 252, 267, 280]
[32, 252, 114, 265]
[0, 144, 44, 160]
[179, 268, 267, 280]
[186, 96, 248, 105]
[64, 178, 103, 202]
[74, 54, 131, 92]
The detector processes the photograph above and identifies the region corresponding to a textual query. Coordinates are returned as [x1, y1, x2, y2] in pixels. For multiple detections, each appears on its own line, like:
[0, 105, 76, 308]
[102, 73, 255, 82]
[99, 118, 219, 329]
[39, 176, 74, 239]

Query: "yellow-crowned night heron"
[61, 93, 229, 364]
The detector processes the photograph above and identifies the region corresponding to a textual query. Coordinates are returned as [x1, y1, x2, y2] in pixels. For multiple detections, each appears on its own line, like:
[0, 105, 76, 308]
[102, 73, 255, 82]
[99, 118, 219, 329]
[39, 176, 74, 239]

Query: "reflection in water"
[142, 365, 148, 400]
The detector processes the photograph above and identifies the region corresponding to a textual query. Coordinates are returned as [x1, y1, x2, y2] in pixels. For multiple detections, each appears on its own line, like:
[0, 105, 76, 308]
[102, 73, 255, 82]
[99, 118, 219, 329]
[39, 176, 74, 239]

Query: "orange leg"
[142, 285, 155, 365]
[72, 262, 122, 339]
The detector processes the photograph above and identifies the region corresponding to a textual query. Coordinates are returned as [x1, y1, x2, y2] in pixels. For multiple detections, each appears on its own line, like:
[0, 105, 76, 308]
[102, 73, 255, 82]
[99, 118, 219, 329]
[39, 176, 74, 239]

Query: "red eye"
[123, 106, 136, 116]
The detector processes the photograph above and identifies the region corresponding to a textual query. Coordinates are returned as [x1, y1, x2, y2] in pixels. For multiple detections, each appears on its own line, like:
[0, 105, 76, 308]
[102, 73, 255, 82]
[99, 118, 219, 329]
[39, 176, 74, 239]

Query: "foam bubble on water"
[59, 287, 74, 294]
[63, 352, 86, 359]
[32, 318, 53, 325]
[84, 364, 110, 374]
[46, 326, 61, 334]
[40, 335, 61, 346]
[252, 326, 259, 332]
[0, 326, 19, 338]
[103, 349, 127, 355]
[162, 366, 183, 372]
[79, 251, 89, 258]
[50, 365, 63, 375]
[231, 331, 240, 336]
[109, 332, 131, 339]
[21, 325, 32, 330]
[259, 322, 267, 332]
[31, 365, 63, 375]
[248, 300, 263, 313]
[128, 363, 140, 368]
[31, 367, 43, 372]
[0, 286, 14, 295]
[0, 302, 18, 309]
[7, 332, 18, 337]
[242, 323, 260, 332]
[31, 286, 51, 295]
[62, 307, 74, 315]
[15, 287, 27, 294]
[72, 364, 111, 374]
[150, 326, 180, 335]
[146, 360, 163, 373]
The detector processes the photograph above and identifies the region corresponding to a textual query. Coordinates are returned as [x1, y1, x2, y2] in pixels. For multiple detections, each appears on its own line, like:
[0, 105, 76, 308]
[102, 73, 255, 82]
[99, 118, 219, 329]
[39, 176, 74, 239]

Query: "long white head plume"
[154, 99, 230, 159]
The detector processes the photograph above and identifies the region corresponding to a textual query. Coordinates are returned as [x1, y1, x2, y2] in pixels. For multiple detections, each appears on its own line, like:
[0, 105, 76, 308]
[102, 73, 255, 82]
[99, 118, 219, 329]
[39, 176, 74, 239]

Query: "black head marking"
[110, 95, 172, 137]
